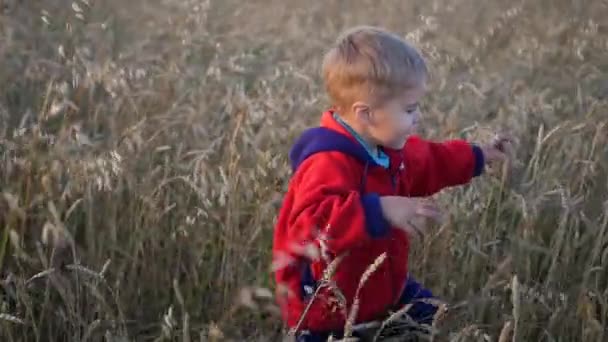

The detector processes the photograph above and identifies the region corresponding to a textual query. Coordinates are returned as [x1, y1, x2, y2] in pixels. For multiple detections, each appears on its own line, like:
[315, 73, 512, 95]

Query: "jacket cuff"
[399, 276, 438, 325]
[471, 145, 485, 177]
[361, 193, 390, 238]
[400, 276, 434, 304]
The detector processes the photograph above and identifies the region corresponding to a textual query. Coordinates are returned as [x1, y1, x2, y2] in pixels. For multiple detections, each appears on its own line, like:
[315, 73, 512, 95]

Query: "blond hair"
[322, 26, 428, 110]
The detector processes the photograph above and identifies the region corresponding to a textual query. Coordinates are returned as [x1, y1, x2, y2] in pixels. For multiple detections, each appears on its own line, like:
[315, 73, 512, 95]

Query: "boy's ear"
[352, 101, 372, 124]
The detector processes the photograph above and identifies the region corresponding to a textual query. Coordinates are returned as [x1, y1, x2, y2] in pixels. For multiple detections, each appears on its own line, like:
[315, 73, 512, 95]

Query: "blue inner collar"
[333, 113, 390, 169]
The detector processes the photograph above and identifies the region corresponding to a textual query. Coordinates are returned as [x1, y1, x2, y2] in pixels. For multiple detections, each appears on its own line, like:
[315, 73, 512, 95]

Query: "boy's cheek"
[398, 119, 416, 136]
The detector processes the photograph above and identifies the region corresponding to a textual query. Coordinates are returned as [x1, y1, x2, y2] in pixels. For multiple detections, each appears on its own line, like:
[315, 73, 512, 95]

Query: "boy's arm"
[400, 136, 485, 196]
[287, 153, 391, 257]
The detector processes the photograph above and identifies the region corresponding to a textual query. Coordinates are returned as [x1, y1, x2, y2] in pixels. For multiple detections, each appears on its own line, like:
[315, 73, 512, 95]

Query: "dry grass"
[1, 0, 608, 341]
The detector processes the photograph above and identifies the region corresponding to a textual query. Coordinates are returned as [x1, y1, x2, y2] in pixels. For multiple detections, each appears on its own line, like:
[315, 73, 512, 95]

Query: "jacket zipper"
[389, 159, 407, 306]
[388, 163, 400, 306]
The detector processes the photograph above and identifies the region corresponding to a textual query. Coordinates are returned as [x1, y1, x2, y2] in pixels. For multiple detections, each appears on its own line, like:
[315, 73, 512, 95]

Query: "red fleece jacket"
[272, 111, 485, 332]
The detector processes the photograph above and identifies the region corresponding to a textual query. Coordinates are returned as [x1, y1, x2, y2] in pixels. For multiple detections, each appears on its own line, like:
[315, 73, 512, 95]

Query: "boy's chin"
[385, 139, 407, 150]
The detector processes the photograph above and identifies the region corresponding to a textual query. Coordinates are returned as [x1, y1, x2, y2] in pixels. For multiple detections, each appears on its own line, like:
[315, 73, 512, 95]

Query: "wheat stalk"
[498, 320, 514, 342]
[511, 276, 520, 342]
[344, 253, 387, 338]
[290, 253, 348, 337]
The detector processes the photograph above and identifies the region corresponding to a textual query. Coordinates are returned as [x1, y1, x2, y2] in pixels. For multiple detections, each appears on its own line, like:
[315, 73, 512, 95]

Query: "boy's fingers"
[404, 223, 424, 239]
[495, 131, 514, 142]
[417, 201, 439, 212]
[415, 205, 438, 217]
[428, 211, 445, 224]
[493, 133, 515, 153]
[486, 147, 508, 162]
[495, 142, 511, 154]
[415, 205, 444, 224]
[491, 150, 507, 160]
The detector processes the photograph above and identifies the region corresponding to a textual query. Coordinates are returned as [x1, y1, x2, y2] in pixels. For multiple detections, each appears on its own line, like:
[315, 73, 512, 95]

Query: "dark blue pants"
[295, 276, 437, 341]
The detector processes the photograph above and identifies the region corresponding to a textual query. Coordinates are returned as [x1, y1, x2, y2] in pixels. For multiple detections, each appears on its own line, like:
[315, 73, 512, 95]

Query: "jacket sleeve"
[401, 136, 485, 196]
[287, 152, 391, 257]
[398, 275, 438, 325]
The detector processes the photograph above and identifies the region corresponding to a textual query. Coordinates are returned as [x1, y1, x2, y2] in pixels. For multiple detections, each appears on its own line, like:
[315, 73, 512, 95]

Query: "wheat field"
[1, 0, 607, 341]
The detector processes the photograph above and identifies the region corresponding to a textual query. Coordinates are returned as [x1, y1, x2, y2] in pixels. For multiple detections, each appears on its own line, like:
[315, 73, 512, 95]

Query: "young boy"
[272, 26, 510, 341]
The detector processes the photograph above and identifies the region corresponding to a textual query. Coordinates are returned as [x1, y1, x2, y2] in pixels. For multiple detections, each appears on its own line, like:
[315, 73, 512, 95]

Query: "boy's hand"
[379, 196, 444, 238]
[481, 132, 514, 165]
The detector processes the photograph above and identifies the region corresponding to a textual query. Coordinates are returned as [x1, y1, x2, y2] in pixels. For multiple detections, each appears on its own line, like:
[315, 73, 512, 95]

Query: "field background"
[1, 0, 608, 341]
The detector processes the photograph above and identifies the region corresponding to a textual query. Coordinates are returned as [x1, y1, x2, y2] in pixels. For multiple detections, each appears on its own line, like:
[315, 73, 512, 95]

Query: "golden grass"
[1, 0, 608, 341]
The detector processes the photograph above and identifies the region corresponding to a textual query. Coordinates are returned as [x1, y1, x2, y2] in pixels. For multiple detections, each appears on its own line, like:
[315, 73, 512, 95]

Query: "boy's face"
[355, 81, 426, 149]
